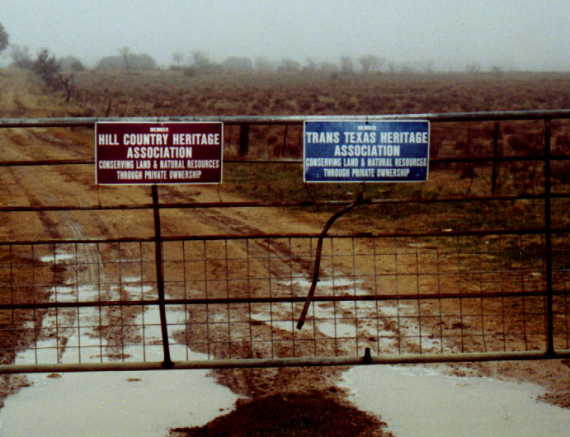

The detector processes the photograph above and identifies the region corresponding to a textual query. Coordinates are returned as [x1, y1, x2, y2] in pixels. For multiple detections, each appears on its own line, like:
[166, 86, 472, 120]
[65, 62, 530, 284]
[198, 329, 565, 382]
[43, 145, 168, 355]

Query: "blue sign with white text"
[304, 120, 429, 182]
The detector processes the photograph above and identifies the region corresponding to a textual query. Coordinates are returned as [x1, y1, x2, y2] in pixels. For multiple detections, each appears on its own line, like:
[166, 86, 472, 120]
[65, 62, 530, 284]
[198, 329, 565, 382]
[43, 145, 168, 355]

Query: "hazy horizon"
[1, 0, 570, 72]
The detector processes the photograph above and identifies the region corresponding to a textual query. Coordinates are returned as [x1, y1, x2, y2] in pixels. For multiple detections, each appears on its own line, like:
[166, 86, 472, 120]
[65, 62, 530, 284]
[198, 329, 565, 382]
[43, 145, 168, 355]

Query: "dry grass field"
[2, 67, 570, 435]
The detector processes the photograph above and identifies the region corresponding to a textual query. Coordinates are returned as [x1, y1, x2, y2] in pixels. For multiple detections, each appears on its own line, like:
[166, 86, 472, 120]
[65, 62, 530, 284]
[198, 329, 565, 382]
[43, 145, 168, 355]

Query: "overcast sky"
[1, 0, 570, 71]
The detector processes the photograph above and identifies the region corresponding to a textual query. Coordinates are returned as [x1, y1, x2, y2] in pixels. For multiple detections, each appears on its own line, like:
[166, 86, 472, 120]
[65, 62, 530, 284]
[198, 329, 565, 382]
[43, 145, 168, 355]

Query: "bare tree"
[359, 55, 385, 73]
[491, 65, 503, 77]
[172, 52, 184, 66]
[319, 62, 339, 73]
[340, 56, 354, 74]
[10, 44, 33, 69]
[422, 60, 435, 73]
[119, 47, 131, 71]
[305, 57, 317, 72]
[32, 48, 62, 88]
[465, 62, 481, 74]
[278, 58, 301, 73]
[191, 50, 210, 68]
[59, 56, 85, 72]
[222, 56, 253, 72]
[254, 56, 274, 72]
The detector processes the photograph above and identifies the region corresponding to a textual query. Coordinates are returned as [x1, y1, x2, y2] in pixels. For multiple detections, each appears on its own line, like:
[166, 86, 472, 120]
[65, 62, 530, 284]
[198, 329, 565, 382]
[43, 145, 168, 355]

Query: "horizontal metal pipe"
[0, 236, 156, 245]
[159, 226, 570, 240]
[3, 109, 570, 128]
[1, 349, 569, 374]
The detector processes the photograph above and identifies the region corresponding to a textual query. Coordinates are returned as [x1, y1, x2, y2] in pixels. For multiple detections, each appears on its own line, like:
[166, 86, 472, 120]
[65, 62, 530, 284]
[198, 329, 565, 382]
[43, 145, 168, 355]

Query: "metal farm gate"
[1, 110, 570, 374]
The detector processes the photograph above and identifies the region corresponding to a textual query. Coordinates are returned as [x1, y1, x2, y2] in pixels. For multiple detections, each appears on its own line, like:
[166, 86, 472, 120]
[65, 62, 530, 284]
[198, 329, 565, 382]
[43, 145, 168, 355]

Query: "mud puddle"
[0, 251, 240, 437]
[0, 368, 238, 437]
[286, 277, 570, 436]
[344, 365, 570, 436]
[3, 251, 570, 436]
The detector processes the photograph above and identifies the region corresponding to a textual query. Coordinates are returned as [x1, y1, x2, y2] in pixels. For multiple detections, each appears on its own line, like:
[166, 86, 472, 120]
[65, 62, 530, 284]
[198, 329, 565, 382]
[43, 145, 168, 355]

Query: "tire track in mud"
[2, 124, 148, 361]
[5, 167, 62, 239]
[55, 218, 144, 360]
[157, 188, 353, 398]
[158, 188, 397, 403]
[160, 187, 315, 275]
[0, 78, 30, 118]
[160, 193, 474, 415]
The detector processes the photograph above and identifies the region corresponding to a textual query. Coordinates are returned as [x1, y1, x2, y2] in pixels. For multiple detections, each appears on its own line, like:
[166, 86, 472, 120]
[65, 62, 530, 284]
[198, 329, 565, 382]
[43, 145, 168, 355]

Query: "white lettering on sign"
[394, 158, 428, 166]
[351, 168, 376, 177]
[303, 120, 429, 183]
[380, 131, 428, 144]
[376, 168, 411, 177]
[96, 122, 223, 185]
[333, 145, 401, 157]
[123, 133, 169, 146]
[343, 132, 377, 143]
[98, 134, 120, 145]
[169, 170, 203, 179]
[117, 170, 142, 179]
[144, 170, 168, 179]
[150, 127, 169, 133]
[172, 133, 221, 145]
[305, 158, 343, 167]
[323, 168, 350, 177]
[98, 160, 134, 169]
[126, 147, 193, 159]
[366, 158, 393, 166]
[186, 160, 220, 169]
[159, 160, 185, 169]
[306, 131, 341, 143]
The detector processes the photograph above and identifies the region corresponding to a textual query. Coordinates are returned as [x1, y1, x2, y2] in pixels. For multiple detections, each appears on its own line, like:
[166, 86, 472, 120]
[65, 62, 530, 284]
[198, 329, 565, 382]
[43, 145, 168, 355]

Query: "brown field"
[1, 67, 570, 435]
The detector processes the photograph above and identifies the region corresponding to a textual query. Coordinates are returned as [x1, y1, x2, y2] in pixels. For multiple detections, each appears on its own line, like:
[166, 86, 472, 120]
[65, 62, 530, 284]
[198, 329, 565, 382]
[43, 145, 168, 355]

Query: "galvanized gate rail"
[1, 110, 570, 373]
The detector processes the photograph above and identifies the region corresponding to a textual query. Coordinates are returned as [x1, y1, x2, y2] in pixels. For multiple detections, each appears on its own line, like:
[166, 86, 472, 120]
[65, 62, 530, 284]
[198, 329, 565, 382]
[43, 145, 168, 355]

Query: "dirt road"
[2, 70, 570, 436]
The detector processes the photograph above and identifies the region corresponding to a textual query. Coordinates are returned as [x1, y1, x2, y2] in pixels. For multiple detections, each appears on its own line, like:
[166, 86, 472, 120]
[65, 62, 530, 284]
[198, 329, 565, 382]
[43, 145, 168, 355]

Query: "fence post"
[239, 124, 250, 157]
[491, 121, 502, 195]
[543, 119, 554, 356]
[151, 185, 173, 368]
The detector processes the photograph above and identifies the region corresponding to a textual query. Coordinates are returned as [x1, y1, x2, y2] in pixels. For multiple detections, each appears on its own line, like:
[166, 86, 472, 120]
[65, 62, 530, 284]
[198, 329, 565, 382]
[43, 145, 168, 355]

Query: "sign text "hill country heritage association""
[96, 122, 223, 185]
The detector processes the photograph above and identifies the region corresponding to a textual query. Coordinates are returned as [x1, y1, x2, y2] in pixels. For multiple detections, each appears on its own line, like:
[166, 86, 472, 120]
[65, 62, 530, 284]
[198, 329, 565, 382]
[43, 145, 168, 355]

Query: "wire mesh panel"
[161, 234, 554, 363]
[0, 242, 160, 366]
[554, 231, 570, 351]
[1, 231, 562, 371]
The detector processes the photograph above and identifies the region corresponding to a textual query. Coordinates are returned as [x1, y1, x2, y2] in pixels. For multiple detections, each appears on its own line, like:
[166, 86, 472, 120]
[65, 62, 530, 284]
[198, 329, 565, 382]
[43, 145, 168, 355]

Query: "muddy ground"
[1, 69, 570, 436]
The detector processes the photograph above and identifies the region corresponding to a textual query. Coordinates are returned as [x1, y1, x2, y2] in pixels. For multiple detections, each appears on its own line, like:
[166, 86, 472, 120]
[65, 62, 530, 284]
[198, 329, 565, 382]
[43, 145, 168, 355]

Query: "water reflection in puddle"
[0, 253, 240, 436]
[0, 366, 238, 437]
[344, 365, 570, 437]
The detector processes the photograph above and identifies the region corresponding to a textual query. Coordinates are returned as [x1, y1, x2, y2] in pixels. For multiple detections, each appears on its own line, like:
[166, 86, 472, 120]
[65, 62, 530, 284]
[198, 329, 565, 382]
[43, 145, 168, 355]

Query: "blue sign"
[304, 120, 429, 183]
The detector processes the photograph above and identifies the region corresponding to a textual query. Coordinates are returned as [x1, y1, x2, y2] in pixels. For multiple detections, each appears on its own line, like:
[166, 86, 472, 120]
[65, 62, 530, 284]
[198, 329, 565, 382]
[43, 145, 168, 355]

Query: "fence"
[1, 110, 570, 373]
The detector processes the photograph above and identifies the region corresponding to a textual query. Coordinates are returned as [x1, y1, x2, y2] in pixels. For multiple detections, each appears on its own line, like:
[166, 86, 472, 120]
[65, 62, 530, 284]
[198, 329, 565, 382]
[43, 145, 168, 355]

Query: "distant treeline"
[6, 43, 507, 78]
[93, 50, 393, 74]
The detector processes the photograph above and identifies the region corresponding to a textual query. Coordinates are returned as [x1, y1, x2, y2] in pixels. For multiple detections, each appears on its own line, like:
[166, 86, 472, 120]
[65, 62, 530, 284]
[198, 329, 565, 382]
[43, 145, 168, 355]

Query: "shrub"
[10, 45, 33, 70]
[32, 48, 62, 88]
[0, 22, 8, 54]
